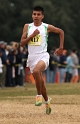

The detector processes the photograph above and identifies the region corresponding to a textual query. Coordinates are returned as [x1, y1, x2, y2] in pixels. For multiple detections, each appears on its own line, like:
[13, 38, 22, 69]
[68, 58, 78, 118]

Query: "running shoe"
[35, 95, 42, 106]
[46, 97, 52, 115]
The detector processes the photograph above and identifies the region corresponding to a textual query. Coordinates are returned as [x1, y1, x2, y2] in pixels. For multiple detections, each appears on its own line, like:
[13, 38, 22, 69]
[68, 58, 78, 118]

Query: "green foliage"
[0, 0, 80, 50]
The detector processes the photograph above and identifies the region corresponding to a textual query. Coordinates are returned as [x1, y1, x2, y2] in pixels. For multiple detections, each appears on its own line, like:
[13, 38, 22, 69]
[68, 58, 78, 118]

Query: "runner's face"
[32, 11, 44, 25]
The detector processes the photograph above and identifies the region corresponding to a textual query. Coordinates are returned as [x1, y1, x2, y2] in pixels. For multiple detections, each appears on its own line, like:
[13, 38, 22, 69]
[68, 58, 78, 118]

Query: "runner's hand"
[54, 48, 63, 56]
[32, 29, 40, 37]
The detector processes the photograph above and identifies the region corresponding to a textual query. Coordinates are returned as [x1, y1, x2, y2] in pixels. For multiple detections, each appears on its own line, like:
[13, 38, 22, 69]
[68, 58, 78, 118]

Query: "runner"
[20, 6, 64, 114]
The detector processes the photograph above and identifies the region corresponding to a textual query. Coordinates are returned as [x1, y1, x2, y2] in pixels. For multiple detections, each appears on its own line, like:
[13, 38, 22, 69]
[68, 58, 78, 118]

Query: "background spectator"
[65, 50, 74, 82]
[0, 41, 10, 87]
[59, 50, 67, 83]
[5, 46, 16, 87]
[71, 48, 79, 83]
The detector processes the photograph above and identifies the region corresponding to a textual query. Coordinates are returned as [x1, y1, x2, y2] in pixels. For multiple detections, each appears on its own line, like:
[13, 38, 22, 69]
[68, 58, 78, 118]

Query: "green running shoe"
[35, 95, 42, 106]
[46, 97, 52, 115]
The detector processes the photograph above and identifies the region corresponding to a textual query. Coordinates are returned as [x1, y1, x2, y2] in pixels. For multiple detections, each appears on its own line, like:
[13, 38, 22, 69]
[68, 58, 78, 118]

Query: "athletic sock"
[36, 94, 42, 97]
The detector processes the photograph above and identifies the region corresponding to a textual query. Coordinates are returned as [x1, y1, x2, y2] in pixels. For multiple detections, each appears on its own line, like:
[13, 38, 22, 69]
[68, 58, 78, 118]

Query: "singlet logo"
[28, 34, 41, 45]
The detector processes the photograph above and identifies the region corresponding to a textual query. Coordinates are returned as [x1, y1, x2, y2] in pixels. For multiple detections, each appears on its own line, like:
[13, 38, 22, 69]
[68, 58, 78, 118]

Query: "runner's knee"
[33, 69, 40, 77]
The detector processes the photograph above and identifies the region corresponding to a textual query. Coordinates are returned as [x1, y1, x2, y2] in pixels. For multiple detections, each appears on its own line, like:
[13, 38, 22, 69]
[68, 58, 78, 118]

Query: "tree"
[0, 0, 80, 51]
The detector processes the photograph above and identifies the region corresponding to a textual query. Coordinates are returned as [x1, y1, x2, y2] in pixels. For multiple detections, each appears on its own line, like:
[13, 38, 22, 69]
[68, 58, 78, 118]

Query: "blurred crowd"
[46, 47, 80, 83]
[0, 41, 80, 88]
[0, 41, 28, 88]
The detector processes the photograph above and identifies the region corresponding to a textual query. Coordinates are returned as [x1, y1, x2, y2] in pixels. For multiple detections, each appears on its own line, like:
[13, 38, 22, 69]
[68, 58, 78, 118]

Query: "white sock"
[36, 95, 42, 97]
[45, 97, 49, 104]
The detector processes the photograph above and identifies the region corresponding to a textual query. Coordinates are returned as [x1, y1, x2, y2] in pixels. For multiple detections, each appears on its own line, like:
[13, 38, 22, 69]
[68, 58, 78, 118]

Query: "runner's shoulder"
[23, 24, 29, 33]
[24, 24, 29, 29]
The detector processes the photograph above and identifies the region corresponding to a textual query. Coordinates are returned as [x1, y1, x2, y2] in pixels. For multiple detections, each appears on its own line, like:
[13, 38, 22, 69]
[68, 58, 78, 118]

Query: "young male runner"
[20, 6, 64, 114]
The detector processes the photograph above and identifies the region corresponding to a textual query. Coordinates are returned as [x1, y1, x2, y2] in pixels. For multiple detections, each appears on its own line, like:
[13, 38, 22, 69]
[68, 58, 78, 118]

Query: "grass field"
[0, 83, 80, 124]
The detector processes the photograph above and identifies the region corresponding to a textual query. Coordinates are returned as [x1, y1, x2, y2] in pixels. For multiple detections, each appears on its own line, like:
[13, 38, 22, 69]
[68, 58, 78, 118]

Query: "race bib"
[29, 34, 41, 45]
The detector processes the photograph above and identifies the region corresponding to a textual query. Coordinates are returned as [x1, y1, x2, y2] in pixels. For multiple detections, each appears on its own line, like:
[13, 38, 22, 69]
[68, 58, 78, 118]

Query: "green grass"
[46, 83, 80, 95]
[0, 83, 80, 104]
[0, 83, 80, 98]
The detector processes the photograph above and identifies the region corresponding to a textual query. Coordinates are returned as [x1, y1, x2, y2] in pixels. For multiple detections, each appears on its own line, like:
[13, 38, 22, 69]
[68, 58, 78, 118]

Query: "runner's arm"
[48, 24, 64, 49]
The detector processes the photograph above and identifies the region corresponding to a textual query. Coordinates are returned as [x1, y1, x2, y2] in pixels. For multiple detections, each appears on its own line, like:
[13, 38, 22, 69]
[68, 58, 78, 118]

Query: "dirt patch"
[0, 99, 80, 124]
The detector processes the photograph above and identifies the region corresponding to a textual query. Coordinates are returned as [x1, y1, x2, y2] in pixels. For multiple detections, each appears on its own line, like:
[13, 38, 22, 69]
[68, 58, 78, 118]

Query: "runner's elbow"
[60, 29, 64, 35]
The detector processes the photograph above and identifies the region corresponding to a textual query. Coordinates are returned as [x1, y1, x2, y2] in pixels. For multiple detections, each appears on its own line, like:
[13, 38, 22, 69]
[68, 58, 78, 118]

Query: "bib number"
[29, 34, 41, 45]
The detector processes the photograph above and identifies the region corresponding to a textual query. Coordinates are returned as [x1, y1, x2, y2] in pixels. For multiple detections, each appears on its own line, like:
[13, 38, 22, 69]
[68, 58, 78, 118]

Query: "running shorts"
[27, 52, 50, 73]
